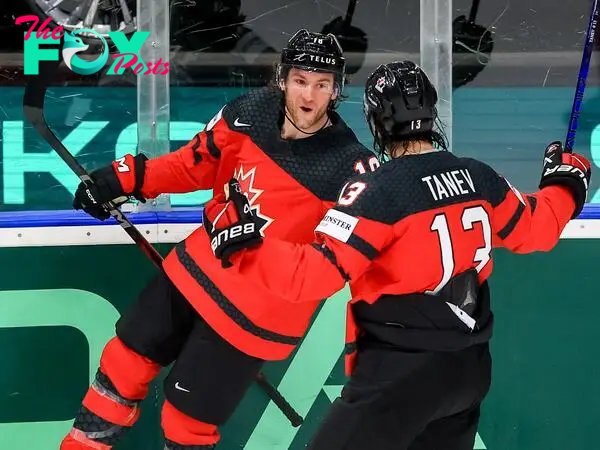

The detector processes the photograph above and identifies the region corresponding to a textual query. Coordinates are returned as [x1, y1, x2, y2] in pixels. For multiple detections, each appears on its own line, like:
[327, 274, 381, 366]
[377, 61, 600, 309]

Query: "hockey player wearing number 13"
[204, 60, 592, 449]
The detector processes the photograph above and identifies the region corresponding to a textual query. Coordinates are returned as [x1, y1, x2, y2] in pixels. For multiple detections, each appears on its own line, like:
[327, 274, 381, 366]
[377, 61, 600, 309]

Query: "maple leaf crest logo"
[233, 165, 274, 236]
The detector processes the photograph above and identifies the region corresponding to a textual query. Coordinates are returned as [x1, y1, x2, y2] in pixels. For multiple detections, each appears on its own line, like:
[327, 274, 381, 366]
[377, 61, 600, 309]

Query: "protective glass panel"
[1, 1, 598, 450]
[167, 0, 420, 207]
[452, 0, 598, 201]
[0, 1, 138, 212]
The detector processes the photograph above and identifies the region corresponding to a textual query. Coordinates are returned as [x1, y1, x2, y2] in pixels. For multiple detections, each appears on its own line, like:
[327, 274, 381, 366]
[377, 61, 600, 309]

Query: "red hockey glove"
[203, 178, 263, 268]
[72, 154, 148, 220]
[539, 141, 591, 219]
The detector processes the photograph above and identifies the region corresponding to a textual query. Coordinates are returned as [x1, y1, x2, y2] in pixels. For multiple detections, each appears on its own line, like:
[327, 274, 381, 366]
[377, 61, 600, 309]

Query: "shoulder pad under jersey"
[222, 87, 283, 138]
[276, 116, 375, 202]
[334, 167, 393, 223]
[340, 152, 498, 225]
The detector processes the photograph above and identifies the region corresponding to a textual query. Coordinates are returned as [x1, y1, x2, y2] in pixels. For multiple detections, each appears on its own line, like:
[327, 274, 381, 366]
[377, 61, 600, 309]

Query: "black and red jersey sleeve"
[234, 175, 394, 303]
[140, 107, 231, 198]
[485, 166, 576, 253]
[319, 150, 380, 215]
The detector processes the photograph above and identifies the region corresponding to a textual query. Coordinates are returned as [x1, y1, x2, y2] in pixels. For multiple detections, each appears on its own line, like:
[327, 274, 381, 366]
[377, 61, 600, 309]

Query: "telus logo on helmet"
[280, 29, 345, 80]
[292, 53, 336, 65]
[16, 15, 170, 76]
[310, 55, 336, 65]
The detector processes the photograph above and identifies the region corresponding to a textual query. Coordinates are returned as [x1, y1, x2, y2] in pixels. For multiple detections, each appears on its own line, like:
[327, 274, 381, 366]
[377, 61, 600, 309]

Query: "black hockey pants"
[307, 341, 492, 450]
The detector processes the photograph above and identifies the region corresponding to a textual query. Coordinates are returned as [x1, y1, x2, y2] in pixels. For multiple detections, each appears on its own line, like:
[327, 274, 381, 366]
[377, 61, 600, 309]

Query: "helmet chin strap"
[284, 106, 331, 136]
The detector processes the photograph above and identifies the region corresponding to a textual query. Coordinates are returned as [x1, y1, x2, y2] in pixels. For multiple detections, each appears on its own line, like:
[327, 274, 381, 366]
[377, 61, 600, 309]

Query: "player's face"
[284, 68, 337, 132]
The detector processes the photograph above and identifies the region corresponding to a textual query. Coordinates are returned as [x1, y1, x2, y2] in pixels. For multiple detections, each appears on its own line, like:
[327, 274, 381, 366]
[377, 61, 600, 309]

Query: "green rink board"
[0, 240, 598, 449]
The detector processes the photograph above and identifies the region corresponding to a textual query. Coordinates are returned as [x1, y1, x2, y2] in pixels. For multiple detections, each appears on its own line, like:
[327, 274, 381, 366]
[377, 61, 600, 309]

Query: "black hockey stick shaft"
[23, 59, 303, 428]
[565, 0, 599, 153]
[22, 63, 164, 267]
[255, 372, 304, 427]
[344, 0, 357, 26]
[468, 0, 480, 23]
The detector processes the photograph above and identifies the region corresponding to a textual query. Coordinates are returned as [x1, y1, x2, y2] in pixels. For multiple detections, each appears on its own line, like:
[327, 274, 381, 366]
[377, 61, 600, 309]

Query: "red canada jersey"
[232, 151, 576, 371]
[139, 87, 375, 360]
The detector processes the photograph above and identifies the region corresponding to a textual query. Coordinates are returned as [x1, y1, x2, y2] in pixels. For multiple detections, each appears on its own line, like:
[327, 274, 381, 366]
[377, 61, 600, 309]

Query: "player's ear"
[276, 65, 286, 91]
[331, 88, 338, 101]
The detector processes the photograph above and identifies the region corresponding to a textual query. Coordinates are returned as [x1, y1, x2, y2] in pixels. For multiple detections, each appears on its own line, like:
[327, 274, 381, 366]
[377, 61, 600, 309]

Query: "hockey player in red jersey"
[60, 29, 378, 450]
[204, 60, 592, 450]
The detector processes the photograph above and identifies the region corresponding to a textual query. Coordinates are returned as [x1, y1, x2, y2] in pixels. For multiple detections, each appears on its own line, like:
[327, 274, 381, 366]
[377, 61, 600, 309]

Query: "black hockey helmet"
[277, 29, 346, 94]
[364, 61, 443, 157]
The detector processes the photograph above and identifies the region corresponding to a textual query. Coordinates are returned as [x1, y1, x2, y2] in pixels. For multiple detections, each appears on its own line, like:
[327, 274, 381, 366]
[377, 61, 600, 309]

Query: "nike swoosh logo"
[234, 118, 251, 127]
[174, 382, 190, 393]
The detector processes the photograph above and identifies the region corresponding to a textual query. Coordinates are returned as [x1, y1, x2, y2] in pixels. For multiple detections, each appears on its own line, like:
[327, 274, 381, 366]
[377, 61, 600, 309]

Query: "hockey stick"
[468, 0, 480, 24]
[343, 0, 357, 27]
[255, 372, 303, 427]
[565, 0, 600, 153]
[23, 58, 303, 428]
[23, 60, 164, 267]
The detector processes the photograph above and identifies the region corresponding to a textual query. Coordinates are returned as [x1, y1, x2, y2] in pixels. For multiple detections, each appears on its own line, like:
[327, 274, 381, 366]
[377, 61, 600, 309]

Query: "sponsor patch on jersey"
[315, 208, 358, 243]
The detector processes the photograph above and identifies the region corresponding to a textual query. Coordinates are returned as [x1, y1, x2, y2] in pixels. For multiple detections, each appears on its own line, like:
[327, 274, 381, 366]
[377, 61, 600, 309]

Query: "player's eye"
[295, 78, 306, 86]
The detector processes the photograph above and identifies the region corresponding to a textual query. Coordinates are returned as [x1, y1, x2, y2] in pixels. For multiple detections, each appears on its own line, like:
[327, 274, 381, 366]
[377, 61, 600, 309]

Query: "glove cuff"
[539, 177, 586, 219]
[111, 154, 148, 201]
[220, 236, 263, 267]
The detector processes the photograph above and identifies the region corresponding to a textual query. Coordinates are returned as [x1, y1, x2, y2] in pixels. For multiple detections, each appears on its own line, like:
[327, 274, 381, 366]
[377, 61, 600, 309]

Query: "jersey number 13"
[427, 205, 492, 294]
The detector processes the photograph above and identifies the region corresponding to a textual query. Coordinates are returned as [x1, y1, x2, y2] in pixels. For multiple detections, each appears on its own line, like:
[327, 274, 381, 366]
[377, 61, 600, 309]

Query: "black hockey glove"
[72, 154, 148, 220]
[539, 141, 591, 219]
[452, 15, 494, 89]
[203, 178, 263, 268]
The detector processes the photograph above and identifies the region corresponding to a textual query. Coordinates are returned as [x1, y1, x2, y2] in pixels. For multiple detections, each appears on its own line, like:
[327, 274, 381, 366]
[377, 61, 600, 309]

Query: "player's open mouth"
[300, 106, 312, 113]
